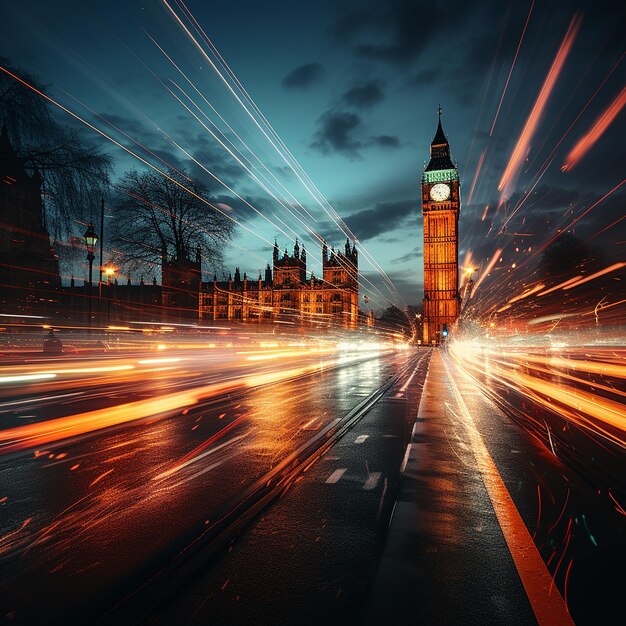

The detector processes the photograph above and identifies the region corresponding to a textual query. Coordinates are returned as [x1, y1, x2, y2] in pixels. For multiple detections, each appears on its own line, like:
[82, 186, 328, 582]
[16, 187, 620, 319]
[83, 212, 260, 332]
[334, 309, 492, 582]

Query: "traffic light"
[441, 324, 449, 338]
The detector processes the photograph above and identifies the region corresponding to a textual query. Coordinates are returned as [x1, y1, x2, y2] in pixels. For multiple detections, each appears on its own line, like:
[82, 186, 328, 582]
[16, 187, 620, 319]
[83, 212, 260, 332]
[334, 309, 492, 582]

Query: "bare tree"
[0, 58, 112, 238]
[111, 168, 235, 275]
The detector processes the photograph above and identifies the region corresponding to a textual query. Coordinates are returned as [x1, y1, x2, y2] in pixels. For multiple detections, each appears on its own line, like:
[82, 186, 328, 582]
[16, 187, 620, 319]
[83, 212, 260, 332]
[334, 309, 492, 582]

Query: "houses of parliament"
[200, 239, 359, 329]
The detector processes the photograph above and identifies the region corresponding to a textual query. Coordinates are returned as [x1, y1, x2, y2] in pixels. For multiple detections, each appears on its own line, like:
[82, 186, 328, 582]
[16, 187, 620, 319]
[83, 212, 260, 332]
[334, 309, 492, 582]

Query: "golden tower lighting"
[421, 107, 461, 344]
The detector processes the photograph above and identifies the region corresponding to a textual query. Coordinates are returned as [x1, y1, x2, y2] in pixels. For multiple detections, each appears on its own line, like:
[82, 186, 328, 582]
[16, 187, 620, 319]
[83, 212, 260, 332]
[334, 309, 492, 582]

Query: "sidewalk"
[366, 349, 572, 626]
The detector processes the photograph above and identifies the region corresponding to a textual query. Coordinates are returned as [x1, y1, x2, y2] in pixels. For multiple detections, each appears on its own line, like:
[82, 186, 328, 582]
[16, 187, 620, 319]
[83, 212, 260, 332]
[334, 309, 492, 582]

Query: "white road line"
[354, 434, 369, 444]
[400, 444, 412, 473]
[325, 468, 347, 484]
[398, 358, 424, 394]
[364, 472, 382, 490]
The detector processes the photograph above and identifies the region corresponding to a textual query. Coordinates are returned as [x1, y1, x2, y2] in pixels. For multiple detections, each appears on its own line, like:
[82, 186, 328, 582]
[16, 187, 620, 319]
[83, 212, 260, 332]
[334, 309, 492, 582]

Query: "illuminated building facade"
[200, 239, 359, 328]
[421, 110, 461, 343]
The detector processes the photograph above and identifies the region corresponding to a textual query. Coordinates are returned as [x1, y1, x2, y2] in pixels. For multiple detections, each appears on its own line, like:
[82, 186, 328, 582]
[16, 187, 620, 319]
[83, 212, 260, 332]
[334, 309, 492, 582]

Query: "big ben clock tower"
[421, 107, 461, 344]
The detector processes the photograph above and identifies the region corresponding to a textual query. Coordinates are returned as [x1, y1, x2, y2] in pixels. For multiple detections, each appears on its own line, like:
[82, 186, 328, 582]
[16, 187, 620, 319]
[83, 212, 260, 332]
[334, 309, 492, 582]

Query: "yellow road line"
[440, 351, 575, 626]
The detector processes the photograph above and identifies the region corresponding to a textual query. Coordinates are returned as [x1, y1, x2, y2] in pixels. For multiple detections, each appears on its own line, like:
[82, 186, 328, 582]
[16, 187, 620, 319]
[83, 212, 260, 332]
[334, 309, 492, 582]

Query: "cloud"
[342, 81, 385, 109]
[344, 199, 415, 240]
[331, 11, 378, 41]
[391, 246, 423, 264]
[310, 109, 401, 159]
[282, 63, 325, 89]
[368, 134, 400, 148]
[411, 69, 437, 85]
[330, 0, 472, 66]
[310, 110, 363, 159]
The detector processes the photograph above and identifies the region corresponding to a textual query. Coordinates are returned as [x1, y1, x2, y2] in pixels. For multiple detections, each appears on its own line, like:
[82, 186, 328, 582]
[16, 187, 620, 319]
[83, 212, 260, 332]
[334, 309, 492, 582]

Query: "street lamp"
[84, 222, 98, 333]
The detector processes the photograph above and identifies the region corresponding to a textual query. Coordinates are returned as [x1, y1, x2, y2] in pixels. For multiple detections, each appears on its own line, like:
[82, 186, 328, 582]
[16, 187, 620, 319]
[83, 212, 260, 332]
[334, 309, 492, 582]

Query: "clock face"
[430, 183, 451, 202]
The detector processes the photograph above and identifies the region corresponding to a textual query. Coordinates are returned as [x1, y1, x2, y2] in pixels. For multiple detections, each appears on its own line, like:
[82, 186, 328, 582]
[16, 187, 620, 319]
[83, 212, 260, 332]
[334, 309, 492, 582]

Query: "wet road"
[147, 350, 431, 626]
[0, 344, 421, 624]
[1, 340, 624, 625]
[448, 342, 626, 491]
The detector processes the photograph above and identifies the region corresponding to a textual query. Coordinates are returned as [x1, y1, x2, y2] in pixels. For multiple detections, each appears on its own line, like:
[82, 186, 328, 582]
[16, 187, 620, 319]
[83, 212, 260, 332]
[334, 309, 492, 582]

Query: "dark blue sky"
[1, 0, 624, 308]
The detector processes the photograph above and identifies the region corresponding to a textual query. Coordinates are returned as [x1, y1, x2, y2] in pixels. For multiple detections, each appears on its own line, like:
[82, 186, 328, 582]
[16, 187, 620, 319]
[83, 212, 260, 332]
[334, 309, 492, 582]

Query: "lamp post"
[98, 197, 105, 323]
[84, 222, 98, 334]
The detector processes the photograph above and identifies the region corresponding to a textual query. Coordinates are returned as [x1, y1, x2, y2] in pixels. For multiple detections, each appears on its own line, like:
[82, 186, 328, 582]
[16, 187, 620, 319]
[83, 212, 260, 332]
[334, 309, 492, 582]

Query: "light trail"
[138, 29, 401, 311]
[160, 0, 407, 308]
[0, 344, 399, 456]
[536, 179, 626, 254]
[0, 374, 57, 385]
[467, 148, 486, 206]
[561, 262, 626, 290]
[496, 54, 623, 238]
[489, 0, 536, 137]
[498, 16, 581, 198]
[0, 63, 396, 321]
[561, 86, 626, 171]
[144, 32, 316, 223]
[449, 339, 626, 450]
[471, 248, 503, 295]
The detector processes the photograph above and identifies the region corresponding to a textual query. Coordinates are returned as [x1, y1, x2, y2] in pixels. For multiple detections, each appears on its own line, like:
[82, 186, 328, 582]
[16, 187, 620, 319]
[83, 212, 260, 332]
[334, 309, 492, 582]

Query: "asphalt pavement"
[146, 350, 432, 626]
[368, 349, 625, 626]
[0, 346, 421, 624]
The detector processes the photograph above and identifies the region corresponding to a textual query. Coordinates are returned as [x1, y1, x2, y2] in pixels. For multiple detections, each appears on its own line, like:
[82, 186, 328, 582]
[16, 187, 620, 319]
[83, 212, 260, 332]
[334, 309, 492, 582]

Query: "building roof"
[424, 112, 456, 173]
[431, 117, 448, 147]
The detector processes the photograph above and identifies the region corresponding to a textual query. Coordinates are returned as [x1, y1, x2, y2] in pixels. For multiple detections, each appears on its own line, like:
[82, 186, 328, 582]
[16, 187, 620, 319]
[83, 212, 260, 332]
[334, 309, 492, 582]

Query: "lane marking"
[441, 353, 574, 626]
[400, 444, 412, 473]
[394, 352, 429, 398]
[364, 472, 382, 490]
[354, 434, 369, 444]
[325, 468, 347, 484]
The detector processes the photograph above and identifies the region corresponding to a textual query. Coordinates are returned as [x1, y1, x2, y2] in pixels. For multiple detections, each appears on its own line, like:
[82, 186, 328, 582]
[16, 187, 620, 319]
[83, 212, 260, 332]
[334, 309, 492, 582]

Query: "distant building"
[161, 245, 202, 322]
[200, 239, 359, 328]
[0, 124, 60, 315]
[421, 110, 461, 344]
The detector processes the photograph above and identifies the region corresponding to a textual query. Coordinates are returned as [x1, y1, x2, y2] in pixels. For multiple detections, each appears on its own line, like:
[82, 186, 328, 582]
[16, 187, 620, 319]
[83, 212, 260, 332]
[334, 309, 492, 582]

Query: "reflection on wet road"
[0, 344, 413, 623]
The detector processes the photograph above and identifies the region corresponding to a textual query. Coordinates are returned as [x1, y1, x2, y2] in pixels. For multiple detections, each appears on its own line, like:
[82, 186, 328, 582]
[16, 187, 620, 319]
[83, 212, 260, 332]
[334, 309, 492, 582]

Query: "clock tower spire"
[421, 108, 461, 344]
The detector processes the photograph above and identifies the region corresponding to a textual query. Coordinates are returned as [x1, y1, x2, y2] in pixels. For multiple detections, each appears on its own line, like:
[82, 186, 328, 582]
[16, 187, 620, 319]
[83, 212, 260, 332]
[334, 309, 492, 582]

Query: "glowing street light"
[104, 266, 115, 284]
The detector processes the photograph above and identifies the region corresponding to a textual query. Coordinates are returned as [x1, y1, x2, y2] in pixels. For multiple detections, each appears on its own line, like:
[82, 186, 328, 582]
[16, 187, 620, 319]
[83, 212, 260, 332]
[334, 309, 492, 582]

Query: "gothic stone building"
[0, 125, 60, 316]
[200, 239, 359, 329]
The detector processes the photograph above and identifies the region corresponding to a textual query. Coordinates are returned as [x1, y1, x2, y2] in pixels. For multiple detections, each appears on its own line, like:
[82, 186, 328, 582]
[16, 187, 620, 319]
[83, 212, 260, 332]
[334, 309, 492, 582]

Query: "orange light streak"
[472, 248, 502, 295]
[0, 353, 377, 456]
[561, 86, 626, 171]
[450, 342, 626, 448]
[508, 283, 545, 304]
[498, 16, 581, 197]
[536, 275, 583, 296]
[562, 262, 626, 290]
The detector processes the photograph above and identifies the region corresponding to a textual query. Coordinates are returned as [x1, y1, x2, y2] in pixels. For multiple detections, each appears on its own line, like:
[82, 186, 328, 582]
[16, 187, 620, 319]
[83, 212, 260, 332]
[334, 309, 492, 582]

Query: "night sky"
[1, 0, 624, 309]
